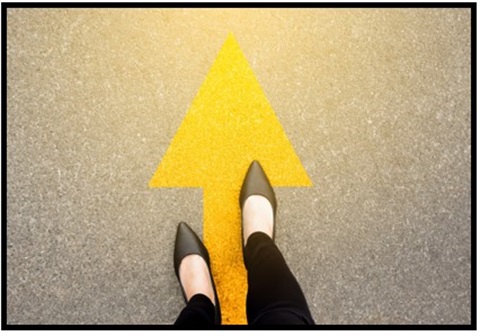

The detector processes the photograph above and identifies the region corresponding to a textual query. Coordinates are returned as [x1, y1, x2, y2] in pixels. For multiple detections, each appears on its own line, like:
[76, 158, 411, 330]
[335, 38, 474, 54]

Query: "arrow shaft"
[203, 187, 247, 325]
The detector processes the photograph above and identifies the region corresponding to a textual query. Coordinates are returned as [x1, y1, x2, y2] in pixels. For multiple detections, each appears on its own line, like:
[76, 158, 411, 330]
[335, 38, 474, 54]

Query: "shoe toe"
[239, 160, 277, 212]
[174, 222, 210, 279]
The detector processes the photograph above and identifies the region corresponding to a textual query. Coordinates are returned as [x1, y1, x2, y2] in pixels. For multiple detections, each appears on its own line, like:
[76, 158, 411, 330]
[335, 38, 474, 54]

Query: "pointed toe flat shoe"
[173, 222, 221, 324]
[239, 160, 277, 247]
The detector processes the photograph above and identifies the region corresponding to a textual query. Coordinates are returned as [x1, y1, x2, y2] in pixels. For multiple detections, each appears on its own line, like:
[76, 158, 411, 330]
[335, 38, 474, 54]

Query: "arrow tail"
[203, 187, 247, 325]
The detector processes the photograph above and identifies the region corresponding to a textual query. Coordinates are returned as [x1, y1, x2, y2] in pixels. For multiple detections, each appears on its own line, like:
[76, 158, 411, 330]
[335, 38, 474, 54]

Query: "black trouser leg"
[244, 232, 315, 325]
[174, 293, 215, 326]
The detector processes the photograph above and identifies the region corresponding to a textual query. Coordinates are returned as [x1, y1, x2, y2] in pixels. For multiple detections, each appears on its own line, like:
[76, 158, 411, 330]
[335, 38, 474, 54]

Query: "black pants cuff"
[174, 294, 215, 326]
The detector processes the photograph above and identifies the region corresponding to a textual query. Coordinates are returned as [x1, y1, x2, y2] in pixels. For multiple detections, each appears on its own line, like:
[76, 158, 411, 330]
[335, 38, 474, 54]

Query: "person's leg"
[173, 223, 221, 325]
[240, 161, 314, 325]
[174, 293, 215, 326]
[244, 231, 315, 325]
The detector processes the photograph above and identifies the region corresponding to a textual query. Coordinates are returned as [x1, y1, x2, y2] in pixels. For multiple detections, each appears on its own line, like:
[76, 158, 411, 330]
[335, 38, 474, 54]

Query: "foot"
[242, 195, 274, 246]
[178, 254, 215, 306]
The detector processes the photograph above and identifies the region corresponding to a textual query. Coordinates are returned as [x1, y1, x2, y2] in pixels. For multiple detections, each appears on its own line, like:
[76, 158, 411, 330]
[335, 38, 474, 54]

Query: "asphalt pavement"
[6, 8, 472, 325]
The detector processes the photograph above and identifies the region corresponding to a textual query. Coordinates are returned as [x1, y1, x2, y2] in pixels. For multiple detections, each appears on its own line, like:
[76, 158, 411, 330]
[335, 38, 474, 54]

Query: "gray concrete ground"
[6, 9, 471, 324]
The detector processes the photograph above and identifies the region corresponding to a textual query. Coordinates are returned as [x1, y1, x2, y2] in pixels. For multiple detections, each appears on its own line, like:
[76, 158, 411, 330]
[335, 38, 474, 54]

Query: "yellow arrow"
[149, 33, 312, 324]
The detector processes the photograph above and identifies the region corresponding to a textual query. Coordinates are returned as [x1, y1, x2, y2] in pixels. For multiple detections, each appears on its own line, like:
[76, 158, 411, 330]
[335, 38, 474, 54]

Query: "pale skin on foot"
[179, 254, 215, 305]
[242, 195, 274, 246]
[179, 195, 274, 305]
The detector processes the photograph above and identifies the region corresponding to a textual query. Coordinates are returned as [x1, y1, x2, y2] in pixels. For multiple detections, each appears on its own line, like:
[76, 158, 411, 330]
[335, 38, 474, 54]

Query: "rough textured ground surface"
[6, 8, 471, 325]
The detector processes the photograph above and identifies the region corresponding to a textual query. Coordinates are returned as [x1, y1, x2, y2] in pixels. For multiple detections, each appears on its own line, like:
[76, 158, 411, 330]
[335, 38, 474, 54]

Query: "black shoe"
[173, 222, 221, 324]
[239, 161, 277, 253]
